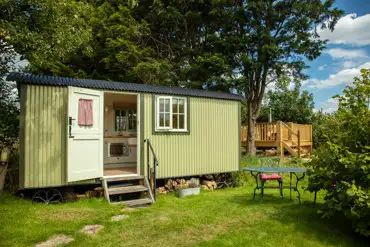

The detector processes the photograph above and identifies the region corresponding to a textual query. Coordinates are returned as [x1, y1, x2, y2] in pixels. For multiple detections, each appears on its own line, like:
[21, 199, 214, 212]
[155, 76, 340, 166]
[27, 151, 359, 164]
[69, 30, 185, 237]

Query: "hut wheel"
[215, 173, 234, 188]
[32, 189, 63, 204]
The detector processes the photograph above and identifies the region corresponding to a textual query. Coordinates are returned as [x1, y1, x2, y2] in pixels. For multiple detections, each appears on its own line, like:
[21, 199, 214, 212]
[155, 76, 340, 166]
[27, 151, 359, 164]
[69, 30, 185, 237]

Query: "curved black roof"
[7, 73, 243, 101]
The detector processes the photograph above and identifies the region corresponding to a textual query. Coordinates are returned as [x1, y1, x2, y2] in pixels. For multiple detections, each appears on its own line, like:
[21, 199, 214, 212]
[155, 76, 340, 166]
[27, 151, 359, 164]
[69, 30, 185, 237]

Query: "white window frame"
[155, 96, 188, 132]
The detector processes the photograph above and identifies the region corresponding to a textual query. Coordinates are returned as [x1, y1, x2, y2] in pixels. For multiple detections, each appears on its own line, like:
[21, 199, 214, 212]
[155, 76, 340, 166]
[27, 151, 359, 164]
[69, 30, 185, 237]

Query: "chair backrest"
[258, 157, 280, 167]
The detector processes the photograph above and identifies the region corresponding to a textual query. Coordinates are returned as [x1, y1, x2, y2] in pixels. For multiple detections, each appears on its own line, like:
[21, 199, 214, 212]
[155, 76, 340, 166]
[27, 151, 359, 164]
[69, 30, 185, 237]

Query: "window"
[156, 96, 187, 131]
[115, 109, 136, 131]
[128, 109, 137, 131]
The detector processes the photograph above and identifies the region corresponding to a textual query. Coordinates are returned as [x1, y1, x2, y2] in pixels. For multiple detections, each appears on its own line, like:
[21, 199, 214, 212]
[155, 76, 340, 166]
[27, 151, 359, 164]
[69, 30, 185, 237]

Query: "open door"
[67, 86, 104, 182]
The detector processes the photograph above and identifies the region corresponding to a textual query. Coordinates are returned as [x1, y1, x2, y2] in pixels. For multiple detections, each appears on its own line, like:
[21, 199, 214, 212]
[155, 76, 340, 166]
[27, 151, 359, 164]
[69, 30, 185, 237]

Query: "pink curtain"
[78, 99, 93, 126]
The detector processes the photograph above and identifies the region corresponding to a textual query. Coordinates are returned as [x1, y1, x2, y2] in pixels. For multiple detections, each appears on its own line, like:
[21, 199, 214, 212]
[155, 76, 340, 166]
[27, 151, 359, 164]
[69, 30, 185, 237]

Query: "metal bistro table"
[243, 167, 308, 204]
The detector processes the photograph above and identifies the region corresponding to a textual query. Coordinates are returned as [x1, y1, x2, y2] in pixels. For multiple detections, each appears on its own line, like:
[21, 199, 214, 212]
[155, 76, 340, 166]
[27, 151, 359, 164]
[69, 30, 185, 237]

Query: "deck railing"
[255, 122, 277, 141]
[241, 121, 312, 143]
[291, 123, 312, 142]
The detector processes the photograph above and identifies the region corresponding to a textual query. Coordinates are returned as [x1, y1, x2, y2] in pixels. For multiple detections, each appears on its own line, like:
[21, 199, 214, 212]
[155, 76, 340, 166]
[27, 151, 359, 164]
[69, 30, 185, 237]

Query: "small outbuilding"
[7, 73, 242, 204]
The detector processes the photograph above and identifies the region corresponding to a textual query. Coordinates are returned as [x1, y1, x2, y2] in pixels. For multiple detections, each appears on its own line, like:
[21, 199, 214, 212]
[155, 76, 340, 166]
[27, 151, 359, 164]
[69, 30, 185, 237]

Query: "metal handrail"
[144, 139, 158, 201]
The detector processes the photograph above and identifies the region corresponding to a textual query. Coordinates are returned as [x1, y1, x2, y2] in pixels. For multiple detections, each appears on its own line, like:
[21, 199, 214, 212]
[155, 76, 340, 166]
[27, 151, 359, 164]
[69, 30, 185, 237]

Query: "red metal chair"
[259, 157, 283, 199]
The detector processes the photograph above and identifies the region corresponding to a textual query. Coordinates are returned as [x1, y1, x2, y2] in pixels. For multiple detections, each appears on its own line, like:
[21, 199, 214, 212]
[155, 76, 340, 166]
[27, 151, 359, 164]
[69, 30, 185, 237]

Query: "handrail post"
[297, 130, 301, 157]
[144, 139, 158, 202]
[153, 158, 157, 201]
[288, 122, 293, 141]
[276, 121, 284, 157]
[146, 140, 150, 180]
[150, 158, 154, 195]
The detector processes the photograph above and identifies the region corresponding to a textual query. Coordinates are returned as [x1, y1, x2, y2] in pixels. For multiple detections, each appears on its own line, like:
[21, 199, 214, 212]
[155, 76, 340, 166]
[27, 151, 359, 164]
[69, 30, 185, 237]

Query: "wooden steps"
[123, 198, 152, 207]
[108, 185, 148, 195]
[102, 175, 154, 206]
[104, 175, 145, 182]
[282, 141, 306, 157]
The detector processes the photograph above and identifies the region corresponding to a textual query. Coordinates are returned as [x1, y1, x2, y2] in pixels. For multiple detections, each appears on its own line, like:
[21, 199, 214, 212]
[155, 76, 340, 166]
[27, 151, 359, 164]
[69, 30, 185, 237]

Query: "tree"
[1, 0, 173, 84]
[257, 85, 315, 124]
[217, 0, 343, 154]
[57, 0, 169, 83]
[133, 0, 233, 88]
[308, 69, 370, 236]
[1, 0, 93, 75]
[0, 35, 19, 144]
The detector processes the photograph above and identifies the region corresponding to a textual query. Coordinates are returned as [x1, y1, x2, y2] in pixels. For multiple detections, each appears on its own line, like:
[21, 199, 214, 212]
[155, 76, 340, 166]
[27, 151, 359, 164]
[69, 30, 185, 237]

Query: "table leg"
[261, 179, 265, 200]
[292, 172, 306, 205]
[279, 180, 283, 199]
[290, 172, 292, 200]
[250, 171, 260, 200]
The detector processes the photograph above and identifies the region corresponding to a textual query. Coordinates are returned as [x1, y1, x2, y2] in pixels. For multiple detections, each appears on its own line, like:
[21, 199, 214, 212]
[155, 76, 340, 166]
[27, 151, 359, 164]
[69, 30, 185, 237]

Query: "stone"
[111, 214, 129, 221]
[80, 224, 104, 235]
[120, 207, 135, 212]
[159, 216, 169, 221]
[35, 234, 74, 247]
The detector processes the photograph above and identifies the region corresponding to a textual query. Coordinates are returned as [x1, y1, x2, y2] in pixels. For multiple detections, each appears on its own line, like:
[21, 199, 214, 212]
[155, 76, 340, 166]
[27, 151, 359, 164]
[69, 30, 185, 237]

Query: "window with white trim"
[156, 96, 187, 131]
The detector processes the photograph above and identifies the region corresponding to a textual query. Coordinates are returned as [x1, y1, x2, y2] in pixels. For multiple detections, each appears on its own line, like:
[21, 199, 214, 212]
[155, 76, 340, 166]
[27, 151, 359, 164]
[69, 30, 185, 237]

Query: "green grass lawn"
[0, 175, 367, 247]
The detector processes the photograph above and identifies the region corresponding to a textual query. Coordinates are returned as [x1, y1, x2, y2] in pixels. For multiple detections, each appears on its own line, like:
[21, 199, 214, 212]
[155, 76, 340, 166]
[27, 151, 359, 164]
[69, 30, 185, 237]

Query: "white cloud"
[319, 97, 339, 113]
[306, 62, 370, 89]
[318, 13, 370, 46]
[318, 64, 327, 71]
[324, 48, 368, 59]
[342, 61, 358, 68]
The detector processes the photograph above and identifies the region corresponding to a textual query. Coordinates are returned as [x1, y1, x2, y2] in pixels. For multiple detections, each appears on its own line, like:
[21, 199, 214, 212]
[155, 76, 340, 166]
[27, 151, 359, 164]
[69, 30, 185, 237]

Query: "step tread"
[104, 175, 144, 182]
[108, 185, 148, 195]
[123, 198, 152, 207]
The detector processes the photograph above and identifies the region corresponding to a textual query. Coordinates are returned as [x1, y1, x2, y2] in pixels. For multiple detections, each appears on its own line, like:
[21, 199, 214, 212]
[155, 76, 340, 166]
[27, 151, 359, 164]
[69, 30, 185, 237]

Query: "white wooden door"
[67, 86, 104, 182]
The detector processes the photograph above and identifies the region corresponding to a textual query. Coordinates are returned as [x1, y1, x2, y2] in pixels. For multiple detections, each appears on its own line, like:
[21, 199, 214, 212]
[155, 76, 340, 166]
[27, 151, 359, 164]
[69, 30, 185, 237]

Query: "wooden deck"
[241, 121, 312, 157]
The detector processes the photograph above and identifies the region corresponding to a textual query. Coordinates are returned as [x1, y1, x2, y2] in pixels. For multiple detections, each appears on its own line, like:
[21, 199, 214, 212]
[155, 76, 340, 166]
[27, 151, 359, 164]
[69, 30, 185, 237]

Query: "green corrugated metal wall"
[20, 85, 97, 189]
[20, 85, 68, 189]
[143, 94, 240, 178]
[20, 85, 240, 188]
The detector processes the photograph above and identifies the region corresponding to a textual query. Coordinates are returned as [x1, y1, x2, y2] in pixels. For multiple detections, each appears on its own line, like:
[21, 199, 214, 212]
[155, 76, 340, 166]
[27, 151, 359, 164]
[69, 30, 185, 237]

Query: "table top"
[242, 167, 308, 173]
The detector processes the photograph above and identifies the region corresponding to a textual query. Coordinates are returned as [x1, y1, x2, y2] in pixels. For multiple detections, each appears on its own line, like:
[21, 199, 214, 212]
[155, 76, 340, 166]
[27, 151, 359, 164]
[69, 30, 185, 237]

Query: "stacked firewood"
[156, 176, 217, 194]
[200, 180, 217, 190]
[264, 148, 277, 156]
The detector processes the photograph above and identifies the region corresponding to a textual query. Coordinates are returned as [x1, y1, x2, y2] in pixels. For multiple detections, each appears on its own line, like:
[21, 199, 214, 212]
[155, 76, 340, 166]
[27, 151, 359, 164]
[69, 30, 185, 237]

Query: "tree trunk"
[246, 101, 257, 155]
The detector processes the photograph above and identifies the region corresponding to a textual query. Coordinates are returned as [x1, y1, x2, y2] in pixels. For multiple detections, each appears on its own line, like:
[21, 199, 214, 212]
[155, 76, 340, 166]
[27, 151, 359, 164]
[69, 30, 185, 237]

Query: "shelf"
[104, 136, 136, 138]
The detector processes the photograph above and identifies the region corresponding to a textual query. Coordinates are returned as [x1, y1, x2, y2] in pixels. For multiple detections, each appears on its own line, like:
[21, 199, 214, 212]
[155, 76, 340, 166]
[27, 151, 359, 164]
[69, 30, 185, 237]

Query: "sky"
[303, 0, 370, 112]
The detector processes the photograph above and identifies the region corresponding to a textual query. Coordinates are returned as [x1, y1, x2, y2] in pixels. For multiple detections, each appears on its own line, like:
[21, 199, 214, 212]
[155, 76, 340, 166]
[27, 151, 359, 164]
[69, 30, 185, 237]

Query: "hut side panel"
[143, 94, 240, 178]
[21, 85, 68, 189]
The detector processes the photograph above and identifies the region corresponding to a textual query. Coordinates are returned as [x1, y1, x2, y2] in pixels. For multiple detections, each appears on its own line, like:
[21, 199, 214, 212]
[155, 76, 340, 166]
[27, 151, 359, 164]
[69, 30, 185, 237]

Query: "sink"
[128, 138, 137, 145]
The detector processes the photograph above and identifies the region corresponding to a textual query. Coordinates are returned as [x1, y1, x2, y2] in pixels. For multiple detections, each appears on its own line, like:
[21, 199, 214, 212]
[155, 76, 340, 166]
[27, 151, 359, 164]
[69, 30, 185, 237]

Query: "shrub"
[4, 143, 19, 194]
[308, 69, 370, 237]
[311, 111, 340, 149]
[232, 155, 260, 187]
